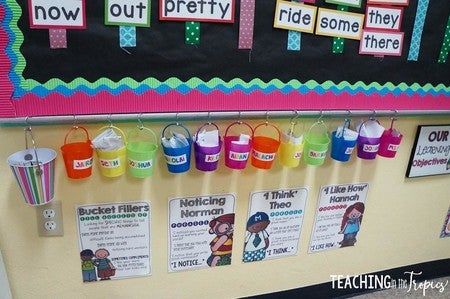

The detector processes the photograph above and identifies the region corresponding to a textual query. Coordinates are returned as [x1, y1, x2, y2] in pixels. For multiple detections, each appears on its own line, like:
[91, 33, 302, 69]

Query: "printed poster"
[440, 206, 450, 238]
[243, 188, 308, 263]
[77, 202, 151, 282]
[168, 194, 236, 272]
[309, 183, 369, 253]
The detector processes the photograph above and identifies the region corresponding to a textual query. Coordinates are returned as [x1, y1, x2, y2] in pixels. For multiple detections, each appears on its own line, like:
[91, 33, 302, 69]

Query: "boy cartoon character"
[94, 248, 116, 280]
[243, 212, 270, 262]
[80, 249, 97, 282]
[339, 202, 365, 247]
[207, 213, 235, 267]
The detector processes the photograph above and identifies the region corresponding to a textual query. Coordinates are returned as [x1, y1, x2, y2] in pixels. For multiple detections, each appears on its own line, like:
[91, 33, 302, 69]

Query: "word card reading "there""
[159, 0, 235, 23]
[274, 0, 317, 34]
[29, 0, 86, 29]
[359, 30, 404, 56]
[315, 8, 364, 40]
[365, 5, 403, 31]
[105, 0, 151, 27]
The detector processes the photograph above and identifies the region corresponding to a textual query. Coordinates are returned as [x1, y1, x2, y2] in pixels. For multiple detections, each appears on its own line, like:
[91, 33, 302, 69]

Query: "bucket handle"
[97, 125, 127, 144]
[253, 123, 281, 142]
[336, 118, 351, 139]
[307, 120, 329, 138]
[161, 123, 192, 140]
[24, 127, 43, 175]
[358, 119, 381, 136]
[127, 126, 158, 147]
[224, 121, 254, 138]
[64, 126, 90, 145]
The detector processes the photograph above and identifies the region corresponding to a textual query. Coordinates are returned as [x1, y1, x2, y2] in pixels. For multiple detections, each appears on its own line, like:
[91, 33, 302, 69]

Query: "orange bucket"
[60, 126, 93, 179]
[251, 123, 281, 169]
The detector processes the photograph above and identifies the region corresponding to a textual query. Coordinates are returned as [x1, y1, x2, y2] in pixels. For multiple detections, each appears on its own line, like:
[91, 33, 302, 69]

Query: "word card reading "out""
[105, 0, 151, 27]
[325, 0, 362, 9]
[316, 8, 364, 40]
[274, 0, 317, 34]
[365, 5, 403, 31]
[29, 0, 86, 28]
[367, 0, 409, 6]
[159, 0, 235, 23]
[360, 30, 404, 56]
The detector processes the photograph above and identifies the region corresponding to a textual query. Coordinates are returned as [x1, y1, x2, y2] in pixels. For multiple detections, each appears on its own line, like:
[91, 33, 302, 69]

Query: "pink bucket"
[378, 119, 403, 158]
[224, 122, 253, 170]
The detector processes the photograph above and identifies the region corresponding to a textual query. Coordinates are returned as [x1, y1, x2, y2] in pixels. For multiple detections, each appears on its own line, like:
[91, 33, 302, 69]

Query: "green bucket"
[303, 121, 330, 166]
[126, 126, 158, 178]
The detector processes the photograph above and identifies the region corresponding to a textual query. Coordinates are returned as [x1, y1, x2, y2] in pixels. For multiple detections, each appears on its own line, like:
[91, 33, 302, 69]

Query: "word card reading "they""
[29, 0, 86, 28]
[316, 8, 364, 40]
[274, 0, 317, 34]
[105, 0, 151, 27]
[360, 30, 404, 56]
[159, 0, 235, 23]
[365, 5, 403, 31]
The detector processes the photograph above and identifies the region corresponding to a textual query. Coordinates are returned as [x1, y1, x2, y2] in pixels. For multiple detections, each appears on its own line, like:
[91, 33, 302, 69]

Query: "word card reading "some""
[359, 30, 404, 56]
[274, 0, 317, 34]
[365, 5, 403, 31]
[315, 8, 364, 40]
[29, 0, 86, 28]
[159, 0, 235, 23]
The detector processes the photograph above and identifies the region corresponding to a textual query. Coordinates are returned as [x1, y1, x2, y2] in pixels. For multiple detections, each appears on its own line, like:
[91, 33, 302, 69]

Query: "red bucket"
[251, 123, 281, 170]
[224, 122, 253, 170]
[61, 126, 93, 179]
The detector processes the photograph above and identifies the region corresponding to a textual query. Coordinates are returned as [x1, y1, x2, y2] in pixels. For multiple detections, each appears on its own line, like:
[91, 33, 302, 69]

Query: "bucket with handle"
[194, 122, 222, 172]
[378, 117, 403, 158]
[61, 126, 93, 179]
[303, 120, 330, 166]
[7, 127, 57, 206]
[357, 119, 385, 160]
[330, 119, 358, 162]
[279, 118, 304, 168]
[127, 124, 158, 178]
[161, 123, 192, 174]
[251, 122, 281, 170]
[224, 121, 253, 170]
[95, 125, 127, 178]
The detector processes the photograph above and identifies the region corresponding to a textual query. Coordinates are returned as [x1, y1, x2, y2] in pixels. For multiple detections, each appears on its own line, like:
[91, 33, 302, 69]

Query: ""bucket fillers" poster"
[309, 183, 369, 253]
[243, 188, 308, 263]
[76, 202, 151, 282]
[168, 193, 236, 272]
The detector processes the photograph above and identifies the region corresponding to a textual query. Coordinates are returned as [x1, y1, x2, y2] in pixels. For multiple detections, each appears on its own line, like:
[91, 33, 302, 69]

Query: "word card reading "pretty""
[159, 0, 235, 23]
[365, 5, 403, 31]
[29, 0, 86, 28]
[274, 0, 317, 34]
[315, 8, 364, 40]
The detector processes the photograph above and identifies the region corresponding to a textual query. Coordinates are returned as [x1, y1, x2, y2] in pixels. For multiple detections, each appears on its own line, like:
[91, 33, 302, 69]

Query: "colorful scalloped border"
[4, 0, 450, 98]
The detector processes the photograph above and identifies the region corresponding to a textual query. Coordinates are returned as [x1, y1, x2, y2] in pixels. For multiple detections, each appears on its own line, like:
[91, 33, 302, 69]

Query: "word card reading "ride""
[159, 0, 235, 23]
[365, 5, 403, 31]
[274, 0, 317, 34]
[315, 7, 364, 40]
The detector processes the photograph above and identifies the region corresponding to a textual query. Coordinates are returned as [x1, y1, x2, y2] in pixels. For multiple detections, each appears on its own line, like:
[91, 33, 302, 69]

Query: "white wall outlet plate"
[36, 201, 63, 237]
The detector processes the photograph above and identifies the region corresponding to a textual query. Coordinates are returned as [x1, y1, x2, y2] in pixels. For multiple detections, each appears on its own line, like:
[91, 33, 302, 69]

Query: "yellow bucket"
[279, 138, 304, 167]
[95, 125, 127, 178]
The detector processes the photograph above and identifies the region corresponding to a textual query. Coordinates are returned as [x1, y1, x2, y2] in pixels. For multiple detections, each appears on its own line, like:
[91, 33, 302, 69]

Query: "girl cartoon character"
[94, 248, 116, 280]
[243, 212, 270, 263]
[339, 202, 365, 247]
[207, 213, 235, 267]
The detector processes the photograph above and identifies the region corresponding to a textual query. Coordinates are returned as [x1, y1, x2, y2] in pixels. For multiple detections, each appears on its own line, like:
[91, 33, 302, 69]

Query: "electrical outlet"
[36, 201, 63, 237]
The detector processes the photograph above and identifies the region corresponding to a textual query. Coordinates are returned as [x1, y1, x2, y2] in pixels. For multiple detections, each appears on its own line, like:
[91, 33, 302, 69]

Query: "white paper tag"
[205, 153, 220, 162]
[387, 144, 399, 152]
[128, 159, 153, 169]
[229, 151, 249, 161]
[363, 144, 380, 153]
[165, 154, 187, 165]
[100, 158, 121, 168]
[252, 150, 275, 161]
[73, 157, 93, 170]
[345, 147, 355, 155]
[308, 149, 327, 159]
[294, 151, 303, 159]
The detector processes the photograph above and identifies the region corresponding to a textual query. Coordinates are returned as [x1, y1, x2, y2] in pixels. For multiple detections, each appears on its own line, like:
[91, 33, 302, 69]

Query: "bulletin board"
[0, 0, 449, 118]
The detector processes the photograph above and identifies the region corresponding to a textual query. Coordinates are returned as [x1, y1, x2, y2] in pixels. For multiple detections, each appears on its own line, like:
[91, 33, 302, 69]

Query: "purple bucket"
[356, 120, 384, 160]
[194, 139, 222, 171]
[224, 122, 253, 170]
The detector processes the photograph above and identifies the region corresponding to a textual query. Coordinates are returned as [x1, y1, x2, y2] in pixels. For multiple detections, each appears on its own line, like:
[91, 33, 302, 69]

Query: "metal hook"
[237, 111, 242, 124]
[176, 113, 180, 126]
[370, 110, 376, 120]
[107, 114, 113, 127]
[24, 116, 31, 129]
[391, 109, 399, 121]
[207, 112, 212, 125]
[317, 110, 324, 123]
[72, 114, 79, 129]
[265, 111, 269, 125]
[137, 113, 144, 130]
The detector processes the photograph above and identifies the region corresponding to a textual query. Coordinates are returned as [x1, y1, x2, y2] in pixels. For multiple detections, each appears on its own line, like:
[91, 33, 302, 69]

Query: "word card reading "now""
[274, 0, 317, 34]
[159, 0, 235, 23]
[29, 0, 86, 28]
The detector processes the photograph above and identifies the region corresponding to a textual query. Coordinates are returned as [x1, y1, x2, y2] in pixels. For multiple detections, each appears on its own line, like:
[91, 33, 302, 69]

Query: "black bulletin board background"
[19, 0, 450, 86]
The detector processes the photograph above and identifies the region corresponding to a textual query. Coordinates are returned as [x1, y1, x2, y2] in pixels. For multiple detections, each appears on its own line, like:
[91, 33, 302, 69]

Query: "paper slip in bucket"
[61, 126, 93, 179]
[224, 121, 253, 170]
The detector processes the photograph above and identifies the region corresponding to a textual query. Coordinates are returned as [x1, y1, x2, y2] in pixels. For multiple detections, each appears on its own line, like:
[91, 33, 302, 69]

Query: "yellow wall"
[0, 116, 449, 299]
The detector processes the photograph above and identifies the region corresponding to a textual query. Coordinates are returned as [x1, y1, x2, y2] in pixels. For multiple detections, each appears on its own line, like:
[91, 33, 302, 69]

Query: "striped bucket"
[8, 148, 57, 206]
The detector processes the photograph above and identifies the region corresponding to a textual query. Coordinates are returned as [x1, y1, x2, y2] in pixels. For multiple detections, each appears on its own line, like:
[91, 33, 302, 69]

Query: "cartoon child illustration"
[207, 213, 235, 267]
[243, 212, 270, 263]
[94, 248, 116, 280]
[80, 249, 97, 282]
[339, 202, 365, 247]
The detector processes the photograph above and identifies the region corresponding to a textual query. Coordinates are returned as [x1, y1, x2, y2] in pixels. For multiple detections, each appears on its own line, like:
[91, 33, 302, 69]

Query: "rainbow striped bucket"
[7, 129, 57, 206]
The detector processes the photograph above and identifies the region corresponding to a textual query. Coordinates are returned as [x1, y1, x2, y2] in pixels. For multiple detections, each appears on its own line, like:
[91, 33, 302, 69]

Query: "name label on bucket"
[363, 144, 380, 153]
[205, 153, 220, 163]
[129, 159, 153, 169]
[308, 149, 327, 159]
[73, 158, 93, 170]
[229, 151, 249, 161]
[294, 151, 303, 159]
[345, 147, 355, 155]
[165, 154, 187, 165]
[252, 150, 275, 161]
[100, 158, 121, 168]
[388, 144, 400, 152]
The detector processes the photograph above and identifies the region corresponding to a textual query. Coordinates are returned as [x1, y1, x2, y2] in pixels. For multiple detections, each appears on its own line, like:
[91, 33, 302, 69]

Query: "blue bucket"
[330, 120, 357, 162]
[161, 123, 192, 174]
